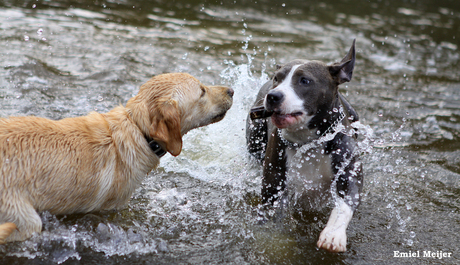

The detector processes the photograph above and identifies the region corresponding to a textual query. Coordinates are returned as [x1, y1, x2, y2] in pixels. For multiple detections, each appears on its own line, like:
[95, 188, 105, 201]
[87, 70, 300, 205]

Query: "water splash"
[1, 211, 170, 263]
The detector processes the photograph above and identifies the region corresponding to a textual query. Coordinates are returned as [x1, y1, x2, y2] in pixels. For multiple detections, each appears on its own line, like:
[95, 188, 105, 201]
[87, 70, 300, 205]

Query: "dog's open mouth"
[271, 111, 304, 129]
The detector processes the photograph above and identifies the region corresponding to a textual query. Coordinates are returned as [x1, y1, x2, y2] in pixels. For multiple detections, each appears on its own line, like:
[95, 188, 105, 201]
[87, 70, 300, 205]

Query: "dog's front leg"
[318, 133, 363, 252]
[317, 198, 353, 252]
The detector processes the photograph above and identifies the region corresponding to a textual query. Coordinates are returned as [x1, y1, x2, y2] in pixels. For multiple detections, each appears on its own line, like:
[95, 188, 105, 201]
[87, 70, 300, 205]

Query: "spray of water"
[1, 59, 419, 263]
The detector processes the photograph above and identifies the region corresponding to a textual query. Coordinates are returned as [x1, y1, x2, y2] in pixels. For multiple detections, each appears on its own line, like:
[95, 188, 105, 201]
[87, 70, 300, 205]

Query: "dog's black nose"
[266, 91, 284, 106]
[227, 88, 234, 98]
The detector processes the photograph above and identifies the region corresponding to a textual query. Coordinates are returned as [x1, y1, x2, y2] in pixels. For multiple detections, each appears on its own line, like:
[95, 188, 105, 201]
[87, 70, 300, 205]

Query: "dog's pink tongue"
[271, 114, 297, 129]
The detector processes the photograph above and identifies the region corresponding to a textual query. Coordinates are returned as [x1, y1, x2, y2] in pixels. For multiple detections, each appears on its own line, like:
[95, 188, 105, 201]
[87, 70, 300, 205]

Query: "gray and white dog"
[246, 40, 363, 252]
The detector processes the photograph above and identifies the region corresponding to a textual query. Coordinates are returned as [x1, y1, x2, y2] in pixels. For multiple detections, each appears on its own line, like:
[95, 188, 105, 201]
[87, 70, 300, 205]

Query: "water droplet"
[24, 35, 29, 41]
[97, 96, 104, 102]
[410, 231, 416, 238]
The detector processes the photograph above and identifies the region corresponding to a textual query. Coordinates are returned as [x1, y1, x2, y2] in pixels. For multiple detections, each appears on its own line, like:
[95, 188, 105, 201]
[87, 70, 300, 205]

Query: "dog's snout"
[227, 87, 234, 98]
[266, 91, 284, 106]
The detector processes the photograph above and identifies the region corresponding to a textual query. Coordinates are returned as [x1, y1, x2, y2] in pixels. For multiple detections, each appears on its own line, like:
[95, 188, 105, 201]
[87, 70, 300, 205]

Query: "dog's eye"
[300, 77, 311, 85]
[273, 76, 278, 83]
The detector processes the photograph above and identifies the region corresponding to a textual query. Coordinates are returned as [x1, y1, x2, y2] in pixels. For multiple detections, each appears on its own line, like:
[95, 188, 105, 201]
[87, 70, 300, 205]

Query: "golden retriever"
[0, 73, 233, 243]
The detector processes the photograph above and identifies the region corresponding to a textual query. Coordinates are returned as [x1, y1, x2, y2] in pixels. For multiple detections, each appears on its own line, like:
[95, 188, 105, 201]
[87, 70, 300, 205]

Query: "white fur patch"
[265, 65, 304, 114]
[317, 198, 353, 252]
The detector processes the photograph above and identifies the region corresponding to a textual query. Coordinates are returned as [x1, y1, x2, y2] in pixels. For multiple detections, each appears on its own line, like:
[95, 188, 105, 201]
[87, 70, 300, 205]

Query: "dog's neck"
[125, 107, 167, 158]
[146, 138, 167, 157]
[280, 127, 318, 147]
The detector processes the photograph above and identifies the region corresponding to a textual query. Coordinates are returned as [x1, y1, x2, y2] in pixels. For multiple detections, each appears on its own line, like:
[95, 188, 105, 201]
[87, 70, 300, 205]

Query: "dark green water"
[1, 0, 459, 264]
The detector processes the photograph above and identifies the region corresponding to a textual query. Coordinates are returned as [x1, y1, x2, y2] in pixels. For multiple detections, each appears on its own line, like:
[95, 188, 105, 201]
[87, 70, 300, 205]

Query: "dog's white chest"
[285, 145, 334, 209]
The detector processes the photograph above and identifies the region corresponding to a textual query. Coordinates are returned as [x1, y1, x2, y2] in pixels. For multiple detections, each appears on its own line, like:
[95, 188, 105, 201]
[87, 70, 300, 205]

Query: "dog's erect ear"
[149, 99, 182, 156]
[329, 39, 356, 84]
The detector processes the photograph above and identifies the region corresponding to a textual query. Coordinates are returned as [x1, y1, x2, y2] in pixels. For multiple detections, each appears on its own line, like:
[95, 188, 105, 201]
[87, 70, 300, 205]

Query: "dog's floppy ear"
[149, 99, 182, 156]
[329, 39, 356, 84]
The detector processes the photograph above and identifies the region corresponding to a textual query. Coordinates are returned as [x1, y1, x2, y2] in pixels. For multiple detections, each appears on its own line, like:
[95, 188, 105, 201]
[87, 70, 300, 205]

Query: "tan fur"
[0, 223, 17, 244]
[0, 73, 233, 243]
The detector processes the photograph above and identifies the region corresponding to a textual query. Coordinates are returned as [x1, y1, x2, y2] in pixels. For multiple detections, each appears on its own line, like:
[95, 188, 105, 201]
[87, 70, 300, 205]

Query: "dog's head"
[127, 73, 233, 156]
[264, 40, 355, 131]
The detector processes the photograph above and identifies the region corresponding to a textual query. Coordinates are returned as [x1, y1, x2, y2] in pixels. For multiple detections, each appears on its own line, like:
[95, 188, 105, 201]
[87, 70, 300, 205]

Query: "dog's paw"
[317, 226, 347, 252]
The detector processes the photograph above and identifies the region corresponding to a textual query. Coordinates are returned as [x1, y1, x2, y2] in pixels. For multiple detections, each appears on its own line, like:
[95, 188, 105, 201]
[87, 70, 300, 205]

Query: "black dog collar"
[147, 139, 167, 158]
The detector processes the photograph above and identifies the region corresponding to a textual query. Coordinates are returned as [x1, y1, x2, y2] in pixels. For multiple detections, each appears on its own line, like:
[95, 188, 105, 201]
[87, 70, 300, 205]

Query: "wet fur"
[0, 73, 233, 243]
[246, 40, 363, 252]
